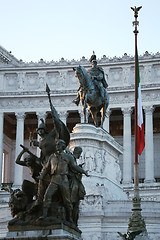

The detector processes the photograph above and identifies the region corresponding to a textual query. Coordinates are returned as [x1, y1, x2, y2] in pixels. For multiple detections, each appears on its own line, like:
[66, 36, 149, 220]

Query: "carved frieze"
[121, 67, 130, 85]
[46, 71, 60, 87]
[84, 149, 96, 172]
[59, 71, 67, 88]
[66, 70, 78, 90]
[143, 65, 152, 83]
[75, 144, 121, 183]
[80, 194, 103, 212]
[1, 54, 160, 111]
[24, 72, 39, 90]
[153, 64, 160, 83]
[4, 73, 18, 90]
[82, 233, 101, 240]
[108, 67, 123, 87]
[94, 150, 105, 174]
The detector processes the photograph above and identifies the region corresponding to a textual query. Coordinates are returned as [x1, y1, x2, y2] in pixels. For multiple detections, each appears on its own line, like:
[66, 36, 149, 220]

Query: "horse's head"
[73, 65, 93, 86]
[73, 66, 83, 78]
[73, 66, 86, 87]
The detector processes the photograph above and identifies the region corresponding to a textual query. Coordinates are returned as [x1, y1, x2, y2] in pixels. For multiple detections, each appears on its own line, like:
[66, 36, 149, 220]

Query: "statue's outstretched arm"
[69, 156, 89, 176]
[15, 148, 27, 166]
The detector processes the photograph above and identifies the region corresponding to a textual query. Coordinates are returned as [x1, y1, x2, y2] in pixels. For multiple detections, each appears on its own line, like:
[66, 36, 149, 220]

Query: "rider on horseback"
[88, 53, 108, 103]
[72, 52, 108, 106]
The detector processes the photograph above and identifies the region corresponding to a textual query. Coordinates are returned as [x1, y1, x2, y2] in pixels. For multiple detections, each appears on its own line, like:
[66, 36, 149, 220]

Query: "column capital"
[58, 111, 68, 124]
[58, 111, 68, 119]
[0, 112, 4, 117]
[106, 108, 112, 118]
[143, 105, 154, 114]
[121, 107, 133, 116]
[15, 112, 26, 120]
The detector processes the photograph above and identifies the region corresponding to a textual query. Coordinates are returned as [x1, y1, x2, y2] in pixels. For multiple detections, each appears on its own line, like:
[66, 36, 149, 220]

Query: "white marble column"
[122, 107, 132, 184]
[36, 112, 47, 157]
[144, 106, 155, 183]
[14, 112, 25, 187]
[80, 110, 85, 124]
[103, 109, 111, 132]
[85, 109, 90, 123]
[0, 112, 4, 185]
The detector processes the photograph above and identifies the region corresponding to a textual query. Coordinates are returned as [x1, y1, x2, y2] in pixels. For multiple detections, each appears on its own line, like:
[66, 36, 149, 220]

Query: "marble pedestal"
[69, 123, 127, 201]
[5, 223, 82, 240]
[69, 123, 128, 240]
[134, 232, 151, 240]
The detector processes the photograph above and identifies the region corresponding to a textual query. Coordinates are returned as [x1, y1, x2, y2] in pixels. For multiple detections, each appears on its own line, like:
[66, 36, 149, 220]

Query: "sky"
[0, 0, 159, 62]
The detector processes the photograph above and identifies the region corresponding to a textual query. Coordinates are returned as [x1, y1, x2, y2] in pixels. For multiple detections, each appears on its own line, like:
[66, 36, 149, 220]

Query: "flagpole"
[127, 6, 147, 234]
[118, 7, 149, 239]
[134, 5, 139, 191]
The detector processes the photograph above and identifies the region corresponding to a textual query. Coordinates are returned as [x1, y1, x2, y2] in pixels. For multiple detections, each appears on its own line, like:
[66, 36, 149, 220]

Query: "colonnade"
[121, 106, 155, 184]
[0, 105, 156, 187]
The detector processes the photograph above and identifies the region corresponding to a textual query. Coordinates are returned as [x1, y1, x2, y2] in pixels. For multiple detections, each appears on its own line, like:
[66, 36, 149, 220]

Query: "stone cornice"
[0, 89, 77, 97]
[0, 52, 11, 64]
[0, 45, 20, 66]
[17, 51, 160, 66]
[1, 82, 160, 98]
[0, 51, 160, 70]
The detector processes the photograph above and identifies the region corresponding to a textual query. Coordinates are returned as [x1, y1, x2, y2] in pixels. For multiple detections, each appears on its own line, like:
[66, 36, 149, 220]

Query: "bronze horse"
[73, 66, 109, 127]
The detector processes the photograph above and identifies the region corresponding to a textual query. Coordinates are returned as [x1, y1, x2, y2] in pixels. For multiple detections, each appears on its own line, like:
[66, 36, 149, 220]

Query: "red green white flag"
[137, 47, 145, 155]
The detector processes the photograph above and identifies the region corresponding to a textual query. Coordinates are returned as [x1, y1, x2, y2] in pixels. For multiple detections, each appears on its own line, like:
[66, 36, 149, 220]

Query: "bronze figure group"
[5, 84, 88, 229]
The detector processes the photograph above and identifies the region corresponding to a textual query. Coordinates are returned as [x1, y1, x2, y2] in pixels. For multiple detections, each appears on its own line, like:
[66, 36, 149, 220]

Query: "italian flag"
[137, 47, 145, 155]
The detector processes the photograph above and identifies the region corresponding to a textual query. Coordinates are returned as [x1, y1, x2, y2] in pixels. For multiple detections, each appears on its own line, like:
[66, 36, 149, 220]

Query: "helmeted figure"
[73, 59, 109, 127]
[34, 118, 59, 165]
[88, 52, 108, 103]
[73, 52, 108, 106]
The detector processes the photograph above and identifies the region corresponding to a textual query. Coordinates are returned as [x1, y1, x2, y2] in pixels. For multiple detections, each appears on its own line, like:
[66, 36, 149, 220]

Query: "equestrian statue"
[73, 52, 109, 128]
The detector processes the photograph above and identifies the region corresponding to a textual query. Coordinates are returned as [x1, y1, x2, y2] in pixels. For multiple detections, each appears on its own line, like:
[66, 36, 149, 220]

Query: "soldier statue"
[73, 52, 108, 106]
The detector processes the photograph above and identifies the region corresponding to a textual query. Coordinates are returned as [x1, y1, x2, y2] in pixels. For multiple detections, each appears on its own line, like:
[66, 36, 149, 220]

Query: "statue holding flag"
[6, 84, 88, 231]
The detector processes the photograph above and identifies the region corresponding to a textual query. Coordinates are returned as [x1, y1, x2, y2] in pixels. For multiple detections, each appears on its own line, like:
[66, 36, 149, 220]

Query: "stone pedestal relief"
[69, 123, 128, 240]
[70, 124, 127, 200]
